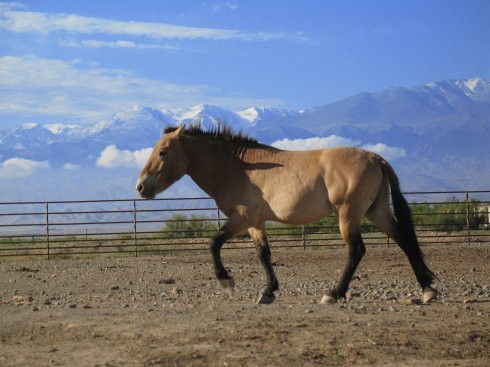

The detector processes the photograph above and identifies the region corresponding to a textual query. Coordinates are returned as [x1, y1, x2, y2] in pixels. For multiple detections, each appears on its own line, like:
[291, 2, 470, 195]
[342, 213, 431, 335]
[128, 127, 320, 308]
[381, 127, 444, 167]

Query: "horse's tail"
[380, 160, 436, 285]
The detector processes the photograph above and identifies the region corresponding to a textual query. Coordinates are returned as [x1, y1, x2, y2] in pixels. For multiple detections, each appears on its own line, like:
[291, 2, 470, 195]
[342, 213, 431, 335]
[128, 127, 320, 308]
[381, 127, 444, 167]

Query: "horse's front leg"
[249, 225, 279, 304]
[209, 215, 249, 296]
[209, 231, 235, 295]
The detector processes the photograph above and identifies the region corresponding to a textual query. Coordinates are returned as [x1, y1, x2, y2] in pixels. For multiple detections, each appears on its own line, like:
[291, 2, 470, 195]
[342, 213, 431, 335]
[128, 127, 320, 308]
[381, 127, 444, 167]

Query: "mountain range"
[0, 77, 488, 201]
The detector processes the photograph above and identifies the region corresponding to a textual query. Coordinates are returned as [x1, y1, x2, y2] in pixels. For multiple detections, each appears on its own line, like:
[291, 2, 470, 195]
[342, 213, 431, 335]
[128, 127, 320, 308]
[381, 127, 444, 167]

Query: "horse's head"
[136, 125, 187, 199]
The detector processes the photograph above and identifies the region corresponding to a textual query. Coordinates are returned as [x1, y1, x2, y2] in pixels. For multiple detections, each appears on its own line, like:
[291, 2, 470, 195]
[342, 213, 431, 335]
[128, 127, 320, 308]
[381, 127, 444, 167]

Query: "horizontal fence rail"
[0, 191, 489, 260]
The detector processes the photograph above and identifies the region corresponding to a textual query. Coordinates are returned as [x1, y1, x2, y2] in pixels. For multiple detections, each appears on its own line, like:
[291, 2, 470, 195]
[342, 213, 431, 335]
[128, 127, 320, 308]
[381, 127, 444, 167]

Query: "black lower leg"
[256, 245, 279, 297]
[209, 231, 231, 280]
[329, 240, 366, 299]
[395, 237, 435, 289]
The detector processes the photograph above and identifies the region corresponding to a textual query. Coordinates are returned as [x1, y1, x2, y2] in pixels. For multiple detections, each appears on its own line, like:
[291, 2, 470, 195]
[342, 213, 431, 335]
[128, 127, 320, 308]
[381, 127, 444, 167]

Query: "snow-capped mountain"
[0, 77, 488, 200]
[173, 104, 252, 132]
[86, 106, 176, 149]
[292, 77, 490, 134]
[237, 107, 300, 126]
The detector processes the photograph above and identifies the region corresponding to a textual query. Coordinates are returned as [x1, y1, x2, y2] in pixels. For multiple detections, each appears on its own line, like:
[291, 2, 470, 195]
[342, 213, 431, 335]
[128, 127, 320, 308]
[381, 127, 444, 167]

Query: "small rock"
[399, 298, 421, 305]
[110, 286, 120, 291]
[357, 304, 367, 311]
[346, 291, 361, 299]
[171, 287, 183, 296]
[12, 295, 33, 304]
[160, 278, 175, 285]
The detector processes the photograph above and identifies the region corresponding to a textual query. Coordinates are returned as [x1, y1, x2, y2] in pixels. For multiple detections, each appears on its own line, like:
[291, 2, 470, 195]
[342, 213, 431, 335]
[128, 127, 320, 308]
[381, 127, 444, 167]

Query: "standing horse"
[137, 125, 437, 304]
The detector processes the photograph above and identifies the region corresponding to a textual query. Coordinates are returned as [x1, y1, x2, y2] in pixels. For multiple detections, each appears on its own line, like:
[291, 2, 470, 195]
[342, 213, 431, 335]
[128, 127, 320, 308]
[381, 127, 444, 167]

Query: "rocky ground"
[0, 242, 488, 366]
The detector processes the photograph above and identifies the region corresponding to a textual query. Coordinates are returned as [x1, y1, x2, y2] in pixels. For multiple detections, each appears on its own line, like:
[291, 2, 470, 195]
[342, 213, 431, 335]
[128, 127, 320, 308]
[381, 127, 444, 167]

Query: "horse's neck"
[182, 138, 239, 197]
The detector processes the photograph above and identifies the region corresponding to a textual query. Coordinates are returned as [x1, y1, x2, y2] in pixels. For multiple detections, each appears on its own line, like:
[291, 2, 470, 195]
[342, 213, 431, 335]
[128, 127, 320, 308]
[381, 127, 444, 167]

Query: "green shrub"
[162, 213, 217, 238]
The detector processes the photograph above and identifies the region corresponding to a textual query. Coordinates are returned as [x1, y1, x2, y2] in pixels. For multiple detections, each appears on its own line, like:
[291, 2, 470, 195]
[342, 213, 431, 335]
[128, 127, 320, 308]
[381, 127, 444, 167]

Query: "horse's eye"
[159, 150, 168, 158]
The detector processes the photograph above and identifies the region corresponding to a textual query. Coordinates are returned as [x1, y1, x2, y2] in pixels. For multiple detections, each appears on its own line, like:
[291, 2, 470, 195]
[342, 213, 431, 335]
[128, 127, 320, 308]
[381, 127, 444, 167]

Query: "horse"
[136, 124, 437, 304]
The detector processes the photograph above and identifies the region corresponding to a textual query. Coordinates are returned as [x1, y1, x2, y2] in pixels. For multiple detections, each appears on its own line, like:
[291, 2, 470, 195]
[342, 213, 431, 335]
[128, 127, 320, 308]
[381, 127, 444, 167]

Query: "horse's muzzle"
[136, 176, 156, 199]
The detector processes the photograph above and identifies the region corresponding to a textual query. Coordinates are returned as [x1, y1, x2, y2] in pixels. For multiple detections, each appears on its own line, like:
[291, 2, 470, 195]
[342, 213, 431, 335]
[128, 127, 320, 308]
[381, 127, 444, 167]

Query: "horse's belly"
[267, 191, 334, 225]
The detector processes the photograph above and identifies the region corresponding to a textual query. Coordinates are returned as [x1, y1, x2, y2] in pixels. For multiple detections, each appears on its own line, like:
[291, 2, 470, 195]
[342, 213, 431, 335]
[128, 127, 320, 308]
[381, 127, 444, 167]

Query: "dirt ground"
[0, 242, 488, 367]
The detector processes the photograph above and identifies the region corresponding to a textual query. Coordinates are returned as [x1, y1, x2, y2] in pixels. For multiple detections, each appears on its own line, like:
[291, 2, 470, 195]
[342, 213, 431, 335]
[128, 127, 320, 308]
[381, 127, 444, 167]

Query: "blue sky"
[0, 0, 489, 128]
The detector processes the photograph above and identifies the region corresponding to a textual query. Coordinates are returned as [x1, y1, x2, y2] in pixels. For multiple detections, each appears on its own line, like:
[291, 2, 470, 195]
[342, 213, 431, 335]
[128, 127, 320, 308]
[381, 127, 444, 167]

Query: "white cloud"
[62, 163, 80, 170]
[212, 2, 239, 12]
[0, 55, 283, 122]
[361, 143, 406, 161]
[96, 145, 153, 169]
[271, 137, 406, 161]
[272, 135, 360, 150]
[62, 39, 180, 50]
[0, 5, 296, 42]
[0, 157, 50, 179]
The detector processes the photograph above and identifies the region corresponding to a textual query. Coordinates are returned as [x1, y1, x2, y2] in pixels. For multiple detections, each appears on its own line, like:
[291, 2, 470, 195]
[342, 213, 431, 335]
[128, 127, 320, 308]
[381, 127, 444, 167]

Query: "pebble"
[346, 291, 361, 299]
[399, 298, 421, 305]
[171, 287, 183, 295]
[12, 295, 33, 304]
[160, 278, 176, 285]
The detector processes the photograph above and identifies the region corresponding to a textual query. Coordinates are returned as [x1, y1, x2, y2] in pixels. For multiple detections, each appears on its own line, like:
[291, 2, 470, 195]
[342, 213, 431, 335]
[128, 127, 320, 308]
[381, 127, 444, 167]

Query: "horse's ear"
[163, 126, 177, 134]
[175, 125, 185, 137]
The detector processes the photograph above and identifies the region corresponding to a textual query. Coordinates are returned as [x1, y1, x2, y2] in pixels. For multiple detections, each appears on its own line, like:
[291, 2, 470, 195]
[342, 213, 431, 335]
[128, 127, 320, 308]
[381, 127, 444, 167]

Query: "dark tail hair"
[381, 160, 436, 285]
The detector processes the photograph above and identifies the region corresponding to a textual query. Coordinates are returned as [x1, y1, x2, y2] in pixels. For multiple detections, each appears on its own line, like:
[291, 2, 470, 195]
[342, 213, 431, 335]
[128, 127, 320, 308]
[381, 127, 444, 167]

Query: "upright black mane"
[164, 123, 275, 151]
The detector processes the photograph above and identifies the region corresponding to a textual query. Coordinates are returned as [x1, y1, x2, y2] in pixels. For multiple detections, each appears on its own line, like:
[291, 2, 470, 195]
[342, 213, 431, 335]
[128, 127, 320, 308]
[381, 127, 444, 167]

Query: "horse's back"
[249, 146, 383, 224]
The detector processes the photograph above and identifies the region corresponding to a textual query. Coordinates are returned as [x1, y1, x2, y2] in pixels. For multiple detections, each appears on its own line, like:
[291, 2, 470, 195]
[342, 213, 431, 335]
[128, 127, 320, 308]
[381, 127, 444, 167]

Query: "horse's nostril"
[137, 183, 143, 192]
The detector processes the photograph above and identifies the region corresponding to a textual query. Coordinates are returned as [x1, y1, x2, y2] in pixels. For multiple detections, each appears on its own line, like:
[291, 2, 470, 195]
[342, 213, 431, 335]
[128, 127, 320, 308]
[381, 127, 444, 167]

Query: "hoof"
[256, 294, 275, 305]
[320, 294, 337, 304]
[219, 277, 235, 296]
[423, 286, 437, 304]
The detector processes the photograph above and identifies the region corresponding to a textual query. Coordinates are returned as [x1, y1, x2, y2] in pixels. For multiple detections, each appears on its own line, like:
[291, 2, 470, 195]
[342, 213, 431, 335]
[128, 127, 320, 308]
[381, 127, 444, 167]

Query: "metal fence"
[0, 190, 489, 260]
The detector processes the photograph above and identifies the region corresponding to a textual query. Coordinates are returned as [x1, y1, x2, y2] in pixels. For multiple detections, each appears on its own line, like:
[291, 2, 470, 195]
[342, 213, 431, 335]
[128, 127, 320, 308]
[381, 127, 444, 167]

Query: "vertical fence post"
[217, 209, 222, 230]
[465, 192, 471, 245]
[133, 200, 138, 257]
[45, 201, 50, 260]
[302, 225, 306, 250]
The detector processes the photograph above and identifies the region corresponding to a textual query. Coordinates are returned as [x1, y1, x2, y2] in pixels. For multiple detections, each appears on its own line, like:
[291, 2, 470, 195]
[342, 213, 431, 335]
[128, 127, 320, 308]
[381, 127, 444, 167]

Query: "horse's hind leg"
[322, 207, 365, 304]
[366, 203, 437, 303]
[248, 225, 279, 304]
